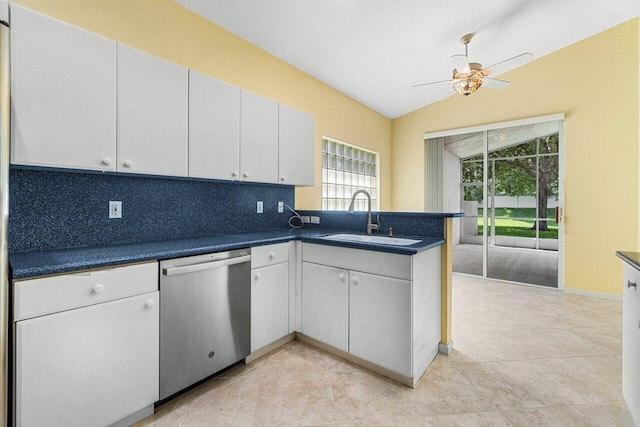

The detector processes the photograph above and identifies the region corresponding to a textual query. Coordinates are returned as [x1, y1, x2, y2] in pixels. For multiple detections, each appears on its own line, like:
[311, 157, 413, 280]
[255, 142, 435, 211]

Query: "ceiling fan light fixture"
[452, 69, 483, 96]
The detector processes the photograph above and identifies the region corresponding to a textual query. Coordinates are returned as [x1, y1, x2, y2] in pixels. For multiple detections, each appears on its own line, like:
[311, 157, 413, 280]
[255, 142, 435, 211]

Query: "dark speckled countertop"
[10, 228, 445, 280]
[616, 251, 640, 271]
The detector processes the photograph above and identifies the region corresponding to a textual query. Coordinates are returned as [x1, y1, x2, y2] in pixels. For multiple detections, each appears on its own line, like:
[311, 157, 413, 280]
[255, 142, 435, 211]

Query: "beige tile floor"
[136, 274, 635, 426]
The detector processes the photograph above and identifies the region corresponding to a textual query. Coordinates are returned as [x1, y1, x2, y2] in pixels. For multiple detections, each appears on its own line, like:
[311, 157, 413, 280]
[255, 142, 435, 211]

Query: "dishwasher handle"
[162, 254, 251, 276]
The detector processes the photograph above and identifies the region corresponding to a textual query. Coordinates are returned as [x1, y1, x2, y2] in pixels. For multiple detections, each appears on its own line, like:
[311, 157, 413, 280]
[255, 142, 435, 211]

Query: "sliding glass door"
[485, 126, 560, 286]
[430, 116, 563, 288]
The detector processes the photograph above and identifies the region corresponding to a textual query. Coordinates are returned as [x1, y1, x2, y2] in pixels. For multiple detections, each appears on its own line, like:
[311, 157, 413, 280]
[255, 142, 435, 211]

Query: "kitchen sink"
[320, 233, 421, 246]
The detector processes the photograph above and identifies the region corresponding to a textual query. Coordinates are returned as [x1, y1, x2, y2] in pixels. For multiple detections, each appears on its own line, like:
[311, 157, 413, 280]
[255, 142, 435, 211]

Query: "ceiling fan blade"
[483, 52, 534, 77]
[451, 54, 470, 75]
[412, 79, 453, 88]
[482, 77, 510, 89]
[438, 87, 456, 101]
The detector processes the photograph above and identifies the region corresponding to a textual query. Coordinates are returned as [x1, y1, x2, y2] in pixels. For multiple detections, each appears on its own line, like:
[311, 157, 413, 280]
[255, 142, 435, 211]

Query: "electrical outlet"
[310, 216, 320, 224]
[257, 201, 263, 214]
[301, 216, 311, 223]
[278, 201, 284, 213]
[109, 201, 122, 219]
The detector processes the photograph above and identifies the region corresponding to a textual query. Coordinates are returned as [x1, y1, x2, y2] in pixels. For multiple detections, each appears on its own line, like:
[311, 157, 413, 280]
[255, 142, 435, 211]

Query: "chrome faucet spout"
[348, 190, 380, 235]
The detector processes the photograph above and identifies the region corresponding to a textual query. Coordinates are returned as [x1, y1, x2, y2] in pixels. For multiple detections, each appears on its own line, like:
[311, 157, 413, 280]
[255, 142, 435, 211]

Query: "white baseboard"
[564, 287, 622, 301]
[438, 340, 454, 355]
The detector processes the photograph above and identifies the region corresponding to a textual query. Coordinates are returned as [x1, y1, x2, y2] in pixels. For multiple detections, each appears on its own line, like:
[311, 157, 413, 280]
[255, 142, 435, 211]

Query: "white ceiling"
[176, 0, 639, 119]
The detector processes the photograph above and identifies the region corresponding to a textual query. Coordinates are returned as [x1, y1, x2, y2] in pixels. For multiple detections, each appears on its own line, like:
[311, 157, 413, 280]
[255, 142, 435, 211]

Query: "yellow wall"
[13, 0, 638, 296]
[392, 19, 640, 296]
[13, 0, 393, 210]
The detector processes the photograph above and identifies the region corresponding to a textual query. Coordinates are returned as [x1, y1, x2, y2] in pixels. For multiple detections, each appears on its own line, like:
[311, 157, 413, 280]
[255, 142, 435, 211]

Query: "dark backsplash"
[9, 168, 294, 252]
[297, 210, 447, 237]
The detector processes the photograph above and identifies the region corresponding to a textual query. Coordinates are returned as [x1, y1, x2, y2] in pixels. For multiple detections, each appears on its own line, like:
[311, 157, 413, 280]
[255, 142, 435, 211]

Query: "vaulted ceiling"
[176, 0, 639, 119]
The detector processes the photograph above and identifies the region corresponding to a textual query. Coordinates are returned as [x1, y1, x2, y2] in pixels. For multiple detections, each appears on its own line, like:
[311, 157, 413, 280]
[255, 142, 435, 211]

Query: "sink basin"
[320, 233, 421, 246]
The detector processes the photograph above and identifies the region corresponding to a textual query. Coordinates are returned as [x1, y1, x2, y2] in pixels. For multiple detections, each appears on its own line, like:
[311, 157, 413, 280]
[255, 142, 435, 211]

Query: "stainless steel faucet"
[348, 190, 380, 235]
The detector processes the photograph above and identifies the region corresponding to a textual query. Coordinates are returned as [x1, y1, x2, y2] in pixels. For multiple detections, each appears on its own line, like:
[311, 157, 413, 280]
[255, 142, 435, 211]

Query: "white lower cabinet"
[15, 292, 159, 427]
[250, 243, 291, 353]
[301, 243, 441, 386]
[622, 274, 640, 425]
[251, 262, 290, 352]
[349, 272, 412, 377]
[301, 262, 349, 352]
[13, 262, 159, 427]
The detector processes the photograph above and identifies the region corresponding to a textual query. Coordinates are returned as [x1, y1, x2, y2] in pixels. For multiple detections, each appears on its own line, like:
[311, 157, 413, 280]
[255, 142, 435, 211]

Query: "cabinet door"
[240, 90, 278, 183]
[11, 4, 116, 171]
[15, 292, 159, 427]
[251, 263, 289, 352]
[278, 104, 315, 186]
[349, 272, 412, 377]
[301, 262, 348, 352]
[117, 44, 188, 176]
[189, 70, 240, 180]
[623, 295, 640, 425]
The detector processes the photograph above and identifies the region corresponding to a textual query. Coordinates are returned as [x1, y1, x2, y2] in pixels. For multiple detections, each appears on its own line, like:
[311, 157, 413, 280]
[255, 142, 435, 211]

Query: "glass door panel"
[450, 130, 485, 278]
[447, 120, 561, 288]
[454, 182, 484, 276]
[485, 126, 559, 287]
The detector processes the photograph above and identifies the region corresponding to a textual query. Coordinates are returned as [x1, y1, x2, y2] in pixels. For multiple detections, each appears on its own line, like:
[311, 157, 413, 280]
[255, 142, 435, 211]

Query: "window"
[322, 137, 379, 211]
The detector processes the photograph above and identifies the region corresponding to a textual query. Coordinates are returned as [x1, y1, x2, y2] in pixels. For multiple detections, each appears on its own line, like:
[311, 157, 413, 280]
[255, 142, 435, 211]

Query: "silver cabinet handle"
[627, 280, 637, 289]
[163, 255, 251, 276]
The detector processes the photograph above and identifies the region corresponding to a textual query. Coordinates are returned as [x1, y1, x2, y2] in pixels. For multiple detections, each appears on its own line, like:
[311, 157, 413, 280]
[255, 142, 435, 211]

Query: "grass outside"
[475, 208, 558, 239]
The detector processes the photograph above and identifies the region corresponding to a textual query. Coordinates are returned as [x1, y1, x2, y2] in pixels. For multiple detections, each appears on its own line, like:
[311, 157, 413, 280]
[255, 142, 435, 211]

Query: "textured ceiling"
[176, 0, 639, 119]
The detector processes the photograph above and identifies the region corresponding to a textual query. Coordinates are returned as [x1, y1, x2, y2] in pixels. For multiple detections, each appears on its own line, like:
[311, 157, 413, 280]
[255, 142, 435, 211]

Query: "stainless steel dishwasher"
[159, 248, 251, 400]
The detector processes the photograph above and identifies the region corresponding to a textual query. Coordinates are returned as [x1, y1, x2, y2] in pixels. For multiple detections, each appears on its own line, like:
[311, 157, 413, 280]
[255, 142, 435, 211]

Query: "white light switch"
[109, 201, 122, 219]
[257, 201, 263, 214]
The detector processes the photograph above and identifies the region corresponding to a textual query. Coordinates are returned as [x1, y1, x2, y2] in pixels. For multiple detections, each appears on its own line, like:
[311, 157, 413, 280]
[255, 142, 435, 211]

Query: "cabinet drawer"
[623, 263, 640, 306]
[302, 243, 411, 280]
[14, 262, 158, 321]
[251, 242, 290, 269]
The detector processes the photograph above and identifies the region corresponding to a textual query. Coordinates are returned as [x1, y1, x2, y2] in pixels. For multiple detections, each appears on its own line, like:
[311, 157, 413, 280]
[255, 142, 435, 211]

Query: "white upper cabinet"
[117, 44, 188, 176]
[240, 90, 279, 183]
[189, 70, 240, 180]
[278, 104, 315, 186]
[10, 4, 117, 171]
[10, 6, 315, 184]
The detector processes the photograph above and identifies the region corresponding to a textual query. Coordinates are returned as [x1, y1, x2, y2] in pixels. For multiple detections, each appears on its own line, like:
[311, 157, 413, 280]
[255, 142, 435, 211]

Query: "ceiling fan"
[414, 33, 534, 99]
